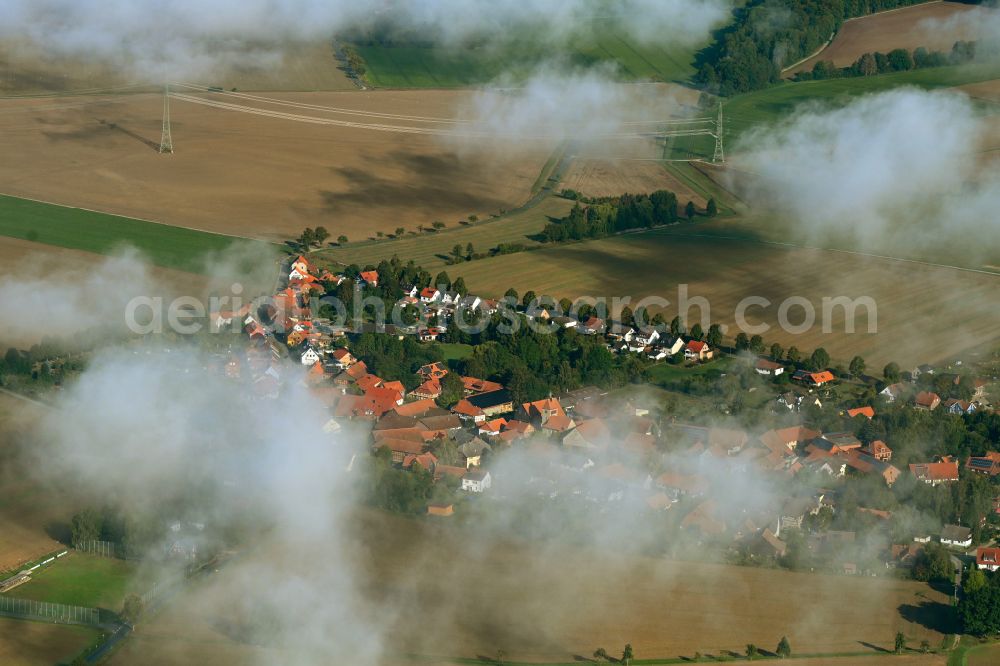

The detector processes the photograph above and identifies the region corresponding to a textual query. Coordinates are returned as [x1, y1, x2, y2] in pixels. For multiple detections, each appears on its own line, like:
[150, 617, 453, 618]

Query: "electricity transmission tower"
[712, 103, 724, 164]
[158, 84, 173, 154]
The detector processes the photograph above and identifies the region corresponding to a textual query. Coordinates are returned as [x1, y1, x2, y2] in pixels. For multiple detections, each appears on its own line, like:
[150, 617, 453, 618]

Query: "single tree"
[468, 214, 478, 223]
[735, 332, 750, 351]
[883, 361, 900, 381]
[849, 355, 866, 378]
[776, 636, 791, 658]
[522, 290, 537, 309]
[434, 271, 451, 290]
[749, 334, 765, 355]
[919, 640, 930, 654]
[707, 323, 723, 349]
[452, 277, 468, 296]
[706, 197, 718, 217]
[504, 287, 518, 304]
[452, 244, 464, 259]
[810, 347, 830, 371]
[622, 643, 634, 666]
[313, 226, 330, 246]
[770, 343, 784, 361]
[432, 221, 446, 230]
[786, 346, 801, 364]
[376, 231, 384, 238]
[336, 235, 348, 245]
[466, 242, 475, 258]
[593, 647, 608, 661]
[685, 200, 697, 219]
[894, 632, 906, 654]
[394, 227, 405, 237]
[121, 593, 145, 625]
[690, 323, 704, 341]
[669, 315, 684, 338]
[745, 644, 757, 660]
[620, 305, 634, 327]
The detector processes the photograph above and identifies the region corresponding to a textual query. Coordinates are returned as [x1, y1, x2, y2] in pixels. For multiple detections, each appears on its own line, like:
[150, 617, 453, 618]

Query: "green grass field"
[0, 194, 276, 273]
[356, 23, 710, 88]
[3, 553, 135, 611]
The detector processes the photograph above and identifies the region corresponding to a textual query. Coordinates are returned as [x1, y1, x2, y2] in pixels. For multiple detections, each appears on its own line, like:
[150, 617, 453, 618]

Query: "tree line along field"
[786, 1, 983, 77]
[354, 24, 710, 88]
[108, 508, 951, 665]
[445, 232, 1000, 368]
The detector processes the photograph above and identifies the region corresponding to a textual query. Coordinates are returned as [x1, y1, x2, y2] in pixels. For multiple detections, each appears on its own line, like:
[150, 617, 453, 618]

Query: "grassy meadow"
[355, 21, 712, 88]
[0, 194, 275, 273]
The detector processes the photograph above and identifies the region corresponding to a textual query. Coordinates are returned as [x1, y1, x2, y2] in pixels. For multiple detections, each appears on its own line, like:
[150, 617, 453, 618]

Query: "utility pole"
[159, 83, 173, 154]
[712, 102, 724, 164]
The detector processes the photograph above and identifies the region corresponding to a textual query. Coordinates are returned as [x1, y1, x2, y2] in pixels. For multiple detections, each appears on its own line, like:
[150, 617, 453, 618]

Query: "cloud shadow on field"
[319, 149, 508, 215]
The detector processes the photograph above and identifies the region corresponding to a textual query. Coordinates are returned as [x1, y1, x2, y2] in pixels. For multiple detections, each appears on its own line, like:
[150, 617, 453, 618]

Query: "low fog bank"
[0, 0, 728, 82]
[729, 87, 1000, 267]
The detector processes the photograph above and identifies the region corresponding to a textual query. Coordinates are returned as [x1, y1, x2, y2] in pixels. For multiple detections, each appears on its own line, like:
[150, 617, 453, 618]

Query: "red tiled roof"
[374, 438, 425, 455]
[977, 547, 1000, 567]
[847, 406, 875, 419]
[810, 370, 835, 384]
[686, 340, 707, 353]
[392, 399, 438, 417]
[359, 270, 379, 285]
[542, 413, 574, 432]
[915, 391, 940, 408]
[452, 399, 484, 418]
[909, 460, 959, 482]
[355, 374, 384, 392]
[462, 376, 504, 394]
[412, 378, 442, 398]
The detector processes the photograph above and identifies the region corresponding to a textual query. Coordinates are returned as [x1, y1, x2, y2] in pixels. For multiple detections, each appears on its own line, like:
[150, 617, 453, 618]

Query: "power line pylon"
[158, 84, 173, 154]
[712, 102, 724, 164]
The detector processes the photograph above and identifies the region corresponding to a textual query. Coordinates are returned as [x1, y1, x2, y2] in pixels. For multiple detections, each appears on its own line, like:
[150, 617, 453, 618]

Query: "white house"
[977, 547, 1000, 571]
[880, 383, 905, 402]
[420, 287, 441, 303]
[440, 291, 460, 305]
[401, 285, 418, 298]
[755, 359, 785, 376]
[940, 524, 973, 548]
[462, 469, 492, 493]
[457, 295, 481, 311]
[300, 347, 321, 366]
[661, 336, 686, 357]
[628, 329, 660, 352]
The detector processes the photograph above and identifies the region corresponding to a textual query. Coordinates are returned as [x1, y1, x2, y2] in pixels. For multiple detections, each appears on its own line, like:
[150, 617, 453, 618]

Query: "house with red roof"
[288, 255, 314, 281]
[909, 457, 959, 485]
[977, 547, 1000, 571]
[846, 406, 875, 419]
[411, 378, 442, 400]
[519, 397, 568, 428]
[452, 398, 486, 423]
[461, 376, 504, 396]
[966, 452, 1000, 477]
[359, 270, 379, 287]
[418, 362, 448, 380]
[863, 440, 892, 462]
[330, 348, 356, 369]
[914, 391, 941, 411]
[684, 340, 713, 361]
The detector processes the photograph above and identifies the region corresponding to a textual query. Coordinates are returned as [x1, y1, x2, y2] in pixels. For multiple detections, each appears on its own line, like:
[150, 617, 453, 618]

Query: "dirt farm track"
[0, 88, 556, 242]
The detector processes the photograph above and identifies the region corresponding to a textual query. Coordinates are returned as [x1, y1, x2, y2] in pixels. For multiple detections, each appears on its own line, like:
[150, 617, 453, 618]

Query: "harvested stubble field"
[110, 509, 950, 665]
[0, 88, 555, 242]
[0, 617, 100, 666]
[788, 1, 983, 76]
[448, 232, 1000, 368]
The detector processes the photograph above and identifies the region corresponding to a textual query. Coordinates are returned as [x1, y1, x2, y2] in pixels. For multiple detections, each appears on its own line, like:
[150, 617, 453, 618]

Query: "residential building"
[909, 457, 960, 485]
[940, 524, 973, 548]
[462, 469, 492, 493]
[914, 391, 941, 411]
[977, 547, 1000, 571]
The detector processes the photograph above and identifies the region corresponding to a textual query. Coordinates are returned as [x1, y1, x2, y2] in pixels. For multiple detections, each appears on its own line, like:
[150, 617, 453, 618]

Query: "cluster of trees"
[296, 226, 333, 249]
[69, 506, 155, 554]
[799, 41, 981, 81]
[341, 44, 366, 79]
[696, 0, 937, 94]
[960, 566, 1000, 635]
[541, 191, 681, 243]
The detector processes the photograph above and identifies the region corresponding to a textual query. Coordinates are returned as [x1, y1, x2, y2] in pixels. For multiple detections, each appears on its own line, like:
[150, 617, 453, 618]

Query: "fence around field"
[0, 595, 100, 625]
[75, 540, 141, 560]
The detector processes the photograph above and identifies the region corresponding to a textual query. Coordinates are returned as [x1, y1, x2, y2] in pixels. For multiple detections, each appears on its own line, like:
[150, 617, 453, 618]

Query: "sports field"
[109, 508, 952, 665]
[446, 232, 1000, 367]
[0, 617, 100, 666]
[5, 552, 135, 611]
[787, 1, 984, 76]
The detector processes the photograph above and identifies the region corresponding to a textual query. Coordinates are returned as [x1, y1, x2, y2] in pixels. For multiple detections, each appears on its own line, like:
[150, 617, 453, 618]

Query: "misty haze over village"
[0, 1, 999, 665]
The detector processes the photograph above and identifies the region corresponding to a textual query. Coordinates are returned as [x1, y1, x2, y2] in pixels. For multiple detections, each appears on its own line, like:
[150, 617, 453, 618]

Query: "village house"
[909, 457, 960, 485]
[580, 316, 605, 335]
[463, 389, 514, 417]
[845, 406, 875, 419]
[419, 287, 441, 303]
[458, 437, 491, 468]
[418, 362, 448, 381]
[627, 329, 660, 352]
[684, 340, 713, 361]
[943, 398, 976, 415]
[330, 348, 356, 369]
[300, 347, 321, 366]
[755, 359, 785, 376]
[862, 439, 892, 462]
[452, 398, 487, 423]
[966, 452, 1000, 477]
[914, 391, 941, 411]
[461, 376, 504, 396]
[940, 524, 973, 548]
[359, 270, 379, 287]
[477, 418, 507, 437]
[977, 547, 1000, 571]
[880, 382, 906, 403]
[792, 370, 835, 387]
[461, 469, 492, 493]
[411, 378, 442, 400]
[562, 417, 611, 451]
[417, 327, 444, 342]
